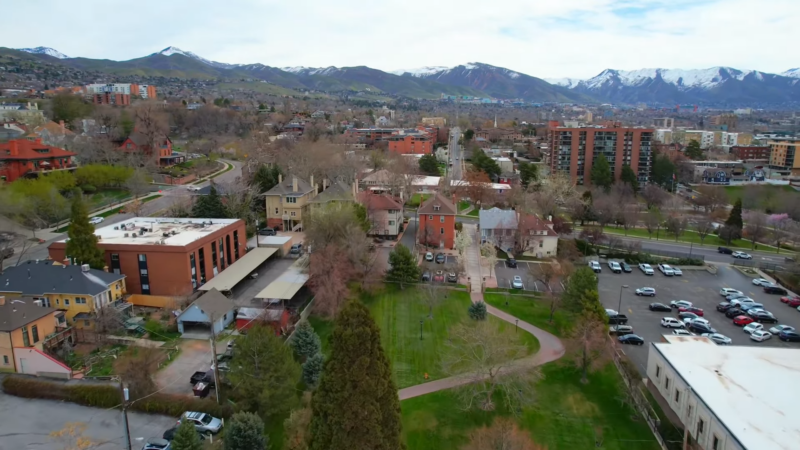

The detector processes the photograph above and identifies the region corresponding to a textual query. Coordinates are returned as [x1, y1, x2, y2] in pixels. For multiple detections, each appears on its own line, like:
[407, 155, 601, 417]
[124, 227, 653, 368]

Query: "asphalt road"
[598, 266, 800, 376]
[449, 127, 463, 181]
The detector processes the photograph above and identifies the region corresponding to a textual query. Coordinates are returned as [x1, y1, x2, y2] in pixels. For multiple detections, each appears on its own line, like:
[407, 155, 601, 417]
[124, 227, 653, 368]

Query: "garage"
[176, 288, 236, 339]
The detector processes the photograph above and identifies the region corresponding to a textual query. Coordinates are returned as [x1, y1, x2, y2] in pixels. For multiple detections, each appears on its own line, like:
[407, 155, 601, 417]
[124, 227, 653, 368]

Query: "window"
[697, 418, 705, 436]
[140, 269, 148, 276]
[539, 241, 543, 248]
[388, 220, 395, 226]
[21, 326, 30, 347]
[286, 197, 297, 204]
[665, 377, 671, 390]
[84, 320, 90, 327]
[142, 284, 150, 291]
[2, 355, 8, 365]
[656, 365, 661, 379]
[274, 208, 279, 215]
[674, 390, 680, 403]
[440, 227, 444, 234]
[440, 216, 444, 223]
[138, 254, 147, 262]
[428, 215, 433, 220]
[434, 205, 440, 211]
[56, 299, 60, 305]
[712, 435, 720, 450]
[76, 298, 87, 304]
[32, 325, 39, 343]
[290, 211, 296, 217]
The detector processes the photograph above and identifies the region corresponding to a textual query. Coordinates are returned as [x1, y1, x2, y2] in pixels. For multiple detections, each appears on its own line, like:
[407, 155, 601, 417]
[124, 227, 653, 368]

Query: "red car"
[678, 306, 704, 316]
[787, 298, 800, 308]
[433, 270, 445, 282]
[780, 295, 800, 304]
[733, 315, 755, 326]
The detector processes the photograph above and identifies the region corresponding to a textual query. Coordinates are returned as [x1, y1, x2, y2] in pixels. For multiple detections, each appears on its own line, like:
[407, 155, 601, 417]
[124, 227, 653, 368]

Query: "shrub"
[455, 222, 463, 231]
[468, 301, 487, 320]
[81, 184, 97, 194]
[574, 239, 594, 256]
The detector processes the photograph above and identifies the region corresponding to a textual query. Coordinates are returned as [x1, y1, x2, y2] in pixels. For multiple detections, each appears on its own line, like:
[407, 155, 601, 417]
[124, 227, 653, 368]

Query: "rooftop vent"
[81, 264, 90, 272]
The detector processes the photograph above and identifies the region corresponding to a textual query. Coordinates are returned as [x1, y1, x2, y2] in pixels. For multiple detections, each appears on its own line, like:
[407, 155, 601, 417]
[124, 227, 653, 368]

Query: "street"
[449, 127, 463, 181]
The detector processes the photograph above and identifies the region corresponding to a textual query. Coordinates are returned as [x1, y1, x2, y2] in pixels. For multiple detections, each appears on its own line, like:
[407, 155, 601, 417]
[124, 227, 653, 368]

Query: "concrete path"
[398, 224, 566, 401]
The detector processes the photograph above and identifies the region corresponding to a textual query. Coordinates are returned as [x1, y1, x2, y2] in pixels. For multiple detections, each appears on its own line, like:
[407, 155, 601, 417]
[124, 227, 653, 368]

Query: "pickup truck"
[608, 314, 629, 325]
[190, 370, 215, 387]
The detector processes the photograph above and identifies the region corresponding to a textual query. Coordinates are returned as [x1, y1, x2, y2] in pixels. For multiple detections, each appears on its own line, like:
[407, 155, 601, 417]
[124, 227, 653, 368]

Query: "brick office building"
[387, 134, 433, 154]
[547, 121, 654, 186]
[48, 218, 247, 296]
[730, 146, 770, 160]
[92, 92, 130, 105]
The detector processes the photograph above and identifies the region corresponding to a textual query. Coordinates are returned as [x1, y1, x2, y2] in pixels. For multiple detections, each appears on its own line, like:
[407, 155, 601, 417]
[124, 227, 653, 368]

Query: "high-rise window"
[211, 242, 219, 275]
[198, 248, 207, 283]
[137, 254, 150, 294]
[190, 252, 198, 289]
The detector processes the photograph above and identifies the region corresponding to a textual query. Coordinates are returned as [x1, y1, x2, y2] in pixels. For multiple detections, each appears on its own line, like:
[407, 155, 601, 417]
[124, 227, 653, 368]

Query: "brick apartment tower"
[547, 121, 654, 186]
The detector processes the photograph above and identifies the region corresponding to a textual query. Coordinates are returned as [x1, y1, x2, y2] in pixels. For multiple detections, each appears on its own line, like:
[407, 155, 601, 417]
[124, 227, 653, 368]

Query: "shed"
[236, 307, 291, 336]
[257, 235, 293, 256]
[176, 288, 236, 338]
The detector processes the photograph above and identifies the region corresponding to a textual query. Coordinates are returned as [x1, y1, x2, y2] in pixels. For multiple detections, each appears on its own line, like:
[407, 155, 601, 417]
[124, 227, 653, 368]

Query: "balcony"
[43, 325, 75, 350]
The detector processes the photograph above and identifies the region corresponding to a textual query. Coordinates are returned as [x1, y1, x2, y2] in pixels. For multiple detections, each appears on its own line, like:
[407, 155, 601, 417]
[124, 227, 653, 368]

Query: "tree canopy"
[224, 412, 268, 450]
[471, 151, 501, 179]
[418, 154, 440, 176]
[590, 157, 613, 192]
[651, 154, 676, 189]
[65, 191, 106, 269]
[685, 140, 704, 160]
[191, 186, 228, 218]
[386, 244, 421, 288]
[619, 164, 639, 194]
[518, 162, 538, 188]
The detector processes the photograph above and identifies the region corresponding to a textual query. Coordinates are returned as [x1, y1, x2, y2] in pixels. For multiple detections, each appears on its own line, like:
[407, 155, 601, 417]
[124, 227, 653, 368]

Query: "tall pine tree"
[309, 300, 404, 450]
[619, 164, 639, 194]
[386, 244, 420, 289]
[726, 198, 744, 229]
[191, 186, 228, 218]
[171, 419, 203, 450]
[290, 321, 321, 360]
[65, 190, 106, 269]
[590, 156, 613, 192]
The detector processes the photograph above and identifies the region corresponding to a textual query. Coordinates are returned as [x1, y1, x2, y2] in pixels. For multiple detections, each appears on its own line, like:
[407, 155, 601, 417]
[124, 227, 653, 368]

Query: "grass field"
[600, 225, 762, 249]
[407, 193, 432, 208]
[309, 287, 538, 389]
[720, 184, 799, 207]
[89, 188, 130, 206]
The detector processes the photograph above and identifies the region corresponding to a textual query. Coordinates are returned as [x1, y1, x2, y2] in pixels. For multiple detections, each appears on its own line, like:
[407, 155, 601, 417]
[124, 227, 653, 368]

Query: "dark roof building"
[0, 260, 125, 297]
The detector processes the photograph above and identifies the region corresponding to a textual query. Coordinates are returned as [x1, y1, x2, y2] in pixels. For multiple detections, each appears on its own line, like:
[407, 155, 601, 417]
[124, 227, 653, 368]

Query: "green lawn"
[457, 200, 471, 213]
[90, 188, 130, 206]
[720, 184, 799, 207]
[484, 294, 569, 337]
[407, 193, 432, 208]
[466, 208, 480, 217]
[600, 225, 762, 250]
[309, 287, 538, 389]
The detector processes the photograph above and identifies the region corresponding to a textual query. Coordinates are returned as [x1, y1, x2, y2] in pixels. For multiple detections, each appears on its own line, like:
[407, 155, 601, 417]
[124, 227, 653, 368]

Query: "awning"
[198, 247, 277, 292]
[255, 258, 309, 300]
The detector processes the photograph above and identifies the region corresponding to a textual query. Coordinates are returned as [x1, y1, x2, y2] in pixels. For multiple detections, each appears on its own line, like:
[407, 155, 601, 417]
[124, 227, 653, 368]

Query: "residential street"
[449, 127, 463, 181]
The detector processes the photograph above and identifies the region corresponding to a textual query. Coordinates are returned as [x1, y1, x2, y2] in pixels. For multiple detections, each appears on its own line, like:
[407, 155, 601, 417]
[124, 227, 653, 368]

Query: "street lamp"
[618, 285, 629, 313]
[420, 319, 424, 341]
[515, 319, 519, 333]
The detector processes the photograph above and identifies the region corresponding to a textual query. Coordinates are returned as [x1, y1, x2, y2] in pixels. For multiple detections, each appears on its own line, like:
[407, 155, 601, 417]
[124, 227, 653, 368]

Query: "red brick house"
[417, 192, 457, 249]
[387, 134, 433, 155]
[0, 138, 77, 183]
[114, 132, 182, 166]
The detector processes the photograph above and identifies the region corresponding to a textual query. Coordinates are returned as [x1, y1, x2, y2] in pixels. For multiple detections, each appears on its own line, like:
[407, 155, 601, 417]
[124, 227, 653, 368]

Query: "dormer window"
[433, 205, 440, 211]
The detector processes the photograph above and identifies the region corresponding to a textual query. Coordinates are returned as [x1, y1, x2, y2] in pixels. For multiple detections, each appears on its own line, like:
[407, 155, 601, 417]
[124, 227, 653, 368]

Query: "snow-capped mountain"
[17, 46, 69, 59]
[390, 66, 450, 77]
[783, 68, 800, 78]
[551, 67, 800, 104]
[280, 66, 342, 76]
[543, 78, 583, 89]
[153, 46, 236, 69]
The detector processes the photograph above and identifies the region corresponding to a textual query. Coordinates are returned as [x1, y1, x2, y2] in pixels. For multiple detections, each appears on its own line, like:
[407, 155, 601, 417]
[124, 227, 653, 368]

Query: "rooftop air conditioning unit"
[139, 229, 145, 236]
[124, 233, 129, 237]
[33, 300, 42, 307]
[81, 264, 90, 272]
[120, 224, 126, 230]
[171, 230, 177, 235]
[113, 226, 119, 230]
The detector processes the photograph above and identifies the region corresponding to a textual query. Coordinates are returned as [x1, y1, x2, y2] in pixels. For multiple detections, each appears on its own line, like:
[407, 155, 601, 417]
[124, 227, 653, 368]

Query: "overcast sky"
[5, 0, 798, 79]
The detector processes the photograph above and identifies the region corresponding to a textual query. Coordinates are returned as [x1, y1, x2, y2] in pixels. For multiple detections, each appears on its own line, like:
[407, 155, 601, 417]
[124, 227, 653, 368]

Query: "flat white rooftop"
[72, 217, 240, 247]
[653, 339, 800, 450]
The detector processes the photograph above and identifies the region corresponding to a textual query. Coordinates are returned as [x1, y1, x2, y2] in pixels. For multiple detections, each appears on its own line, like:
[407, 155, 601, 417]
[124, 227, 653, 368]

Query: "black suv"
[716, 302, 733, 312]
[258, 228, 276, 236]
[718, 247, 733, 254]
[506, 258, 517, 268]
[725, 307, 744, 318]
[751, 311, 778, 323]
[763, 284, 788, 295]
[688, 321, 715, 334]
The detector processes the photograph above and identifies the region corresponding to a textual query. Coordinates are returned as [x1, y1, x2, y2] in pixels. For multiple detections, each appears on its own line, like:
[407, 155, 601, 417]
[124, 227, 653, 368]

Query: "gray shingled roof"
[263, 175, 314, 196]
[1, 260, 125, 296]
[179, 288, 236, 321]
[479, 208, 518, 230]
[0, 298, 58, 331]
[309, 180, 353, 204]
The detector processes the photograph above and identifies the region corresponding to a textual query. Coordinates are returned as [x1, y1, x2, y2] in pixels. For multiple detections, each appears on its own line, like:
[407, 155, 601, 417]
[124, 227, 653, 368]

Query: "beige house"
[358, 192, 404, 238]
[264, 174, 317, 231]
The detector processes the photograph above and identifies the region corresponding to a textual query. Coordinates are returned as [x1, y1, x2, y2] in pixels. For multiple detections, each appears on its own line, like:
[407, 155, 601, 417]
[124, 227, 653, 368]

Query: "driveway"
[155, 338, 227, 395]
[230, 256, 296, 307]
[0, 389, 176, 450]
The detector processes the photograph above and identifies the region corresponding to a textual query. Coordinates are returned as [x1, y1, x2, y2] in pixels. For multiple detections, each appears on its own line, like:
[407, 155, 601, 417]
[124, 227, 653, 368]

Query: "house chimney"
[9, 140, 19, 156]
[34, 138, 42, 145]
[278, 173, 282, 184]
[103, 265, 109, 273]
[59, 120, 65, 134]
[309, 175, 314, 190]
[62, 258, 70, 266]
[292, 176, 298, 193]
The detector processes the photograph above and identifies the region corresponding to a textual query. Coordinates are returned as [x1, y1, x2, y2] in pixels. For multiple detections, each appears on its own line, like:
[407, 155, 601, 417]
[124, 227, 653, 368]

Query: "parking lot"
[420, 253, 459, 281]
[598, 265, 800, 375]
[494, 260, 564, 293]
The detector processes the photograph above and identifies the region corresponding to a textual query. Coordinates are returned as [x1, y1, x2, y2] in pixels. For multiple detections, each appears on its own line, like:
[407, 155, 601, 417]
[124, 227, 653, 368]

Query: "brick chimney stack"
[9, 140, 19, 156]
[292, 176, 298, 193]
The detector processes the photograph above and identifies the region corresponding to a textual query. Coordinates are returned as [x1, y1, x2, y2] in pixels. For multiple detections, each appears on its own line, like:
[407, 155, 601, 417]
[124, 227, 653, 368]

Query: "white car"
[732, 251, 752, 259]
[511, 276, 523, 289]
[588, 261, 602, 273]
[687, 317, 710, 327]
[671, 267, 683, 276]
[661, 317, 685, 328]
[750, 330, 772, 342]
[635, 287, 656, 297]
[425, 252, 434, 262]
[752, 278, 770, 286]
[719, 288, 742, 297]
[672, 329, 693, 336]
[743, 323, 764, 334]
[639, 263, 654, 275]
[769, 324, 795, 334]
[605, 309, 619, 316]
[730, 298, 755, 307]
[186, 185, 202, 192]
[89, 216, 104, 225]
[658, 263, 675, 276]
[670, 300, 693, 309]
[701, 333, 732, 345]
[608, 261, 622, 273]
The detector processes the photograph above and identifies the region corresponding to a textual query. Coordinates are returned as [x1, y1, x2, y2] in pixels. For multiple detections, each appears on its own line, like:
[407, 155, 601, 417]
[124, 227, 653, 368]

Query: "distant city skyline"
[4, 0, 798, 79]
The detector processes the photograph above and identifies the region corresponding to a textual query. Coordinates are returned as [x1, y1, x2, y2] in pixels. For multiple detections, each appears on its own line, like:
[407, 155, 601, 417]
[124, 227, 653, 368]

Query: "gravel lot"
[597, 265, 800, 375]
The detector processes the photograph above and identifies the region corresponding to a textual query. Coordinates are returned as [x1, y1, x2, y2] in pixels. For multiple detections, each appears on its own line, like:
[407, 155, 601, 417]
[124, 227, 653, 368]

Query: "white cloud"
[3, 0, 798, 78]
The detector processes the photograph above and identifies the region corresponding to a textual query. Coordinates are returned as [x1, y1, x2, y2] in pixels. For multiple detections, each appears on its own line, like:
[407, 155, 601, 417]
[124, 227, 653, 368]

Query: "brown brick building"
[48, 218, 247, 296]
[92, 93, 130, 105]
[730, 146, 770, 160]
[547, 121, 654, 186]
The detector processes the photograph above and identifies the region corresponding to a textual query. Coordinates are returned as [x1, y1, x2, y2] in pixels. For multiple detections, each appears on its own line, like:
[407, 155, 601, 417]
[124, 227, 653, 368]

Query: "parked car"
[608, 314, 629, 325]
[688, 321, 716, 334]
[778, 330, 800, 342]
[589, 261, 602, 273]
[605, 309, 619, 316]
[608, 261, 622, 273]
[740, 303, 765, 312]
[618, 334, 644, 345]
[635, 287, 656, 297]
[752, 278, 770, 286]
[720, 288, 742, 297]
[769, 324, 795, 334]
[661, 317, 685, 328]
[730, 298, 755, 307]
[732, 251, 752, 259]
[780, 295, 800, 305]
[751, 311, 778, 323]
[609, 325, 634, 336]
[750, 330, 772, 342]
[89, 216, 104, 225]
[162, 427, 205, 442]
[620, 262, 632, 273]
[433, 270, 445, 282]
[142, 438, 171, 450]
[716, 302, 733, 312]
[190, 370, 214, 386]
[726, 293, 751, 301]
[639, 263, 654, 275]
[511, 276, 524, 289]
[670, 300, 693, 309]
[425, 252, 434, 262]
[672, 329, 694, 337]
[718, 247, 733, 254]
[649, 303, 672, 312]
[686, 317, 711, 327]
[678, 312, 700, 323]
[658, 263, 675, 276]
[446, 272, 458, 283]
[725, 308, 744, 319]
[290, 243, 303, 254]
[763, 284, 789, 295]
[742, 322, 763, 334]
[179, 412, 223, 434]
[258, 228, 276, 236]
[421, 271, 431, 282]
[435, 253, 446, 264]
[506, 258, 517, 268]
[186, 185, 202, 192]
[785, 297, 800, 308]
[734, 315, 755, 326]
[701, 333, 732, 345]
[679, 306, 704, 316]
[672, 267, 683, 276]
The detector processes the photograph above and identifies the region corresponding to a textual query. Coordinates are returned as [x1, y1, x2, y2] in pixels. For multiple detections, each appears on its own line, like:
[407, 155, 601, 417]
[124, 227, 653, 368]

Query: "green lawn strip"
[484, 287, 541, 296]
[598, 226, 770, 250]
[210, 161, 234, 179]
[466, 208, 480, 217]
[407, 193, 432, 208]
[483, 293, 568, 336]
[721, 184, 798, 205]
[401, 364, 659, 450]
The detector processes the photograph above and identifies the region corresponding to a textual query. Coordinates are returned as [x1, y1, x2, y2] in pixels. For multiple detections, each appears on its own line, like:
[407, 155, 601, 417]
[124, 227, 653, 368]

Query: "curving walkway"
[398, 225, 565, 401]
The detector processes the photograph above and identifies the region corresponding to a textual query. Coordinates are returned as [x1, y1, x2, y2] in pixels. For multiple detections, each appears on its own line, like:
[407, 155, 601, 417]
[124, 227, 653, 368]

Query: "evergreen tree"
[652, 154, 676, 189]
[464, 129, 474, 141]
[302, 353, 325, 387]
[191, 186, 228, 218]
[309, 300, 404, 450]
[561, 267, 599, 313]
[590, 156, 613, 192]
[290, 321, 321, 359]
[468, 301, 487, 320]
[65, 190, 106, 269]
[518, 162, 538, 188]
[726, 198, 744, 229]
[685, 140, 704, 160]
[418, 154, 440, 176]
[619, 164, 639, 194]
[171, 420, 203, 450]
[251, 165, 282, 194]
[386, 244, 420, 288]
[224, 412, 269, 450]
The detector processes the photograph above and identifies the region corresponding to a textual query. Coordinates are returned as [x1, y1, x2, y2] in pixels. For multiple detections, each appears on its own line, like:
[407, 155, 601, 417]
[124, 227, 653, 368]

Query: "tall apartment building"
[769, 139, 800, 175]
[547, 122, 654, 186]
[92, 93, 130, 105]
[710, 114, 738, 131]
[131, 84, 157, 99]
[85, 83, 156, 99]
[653, 117, 675, 128]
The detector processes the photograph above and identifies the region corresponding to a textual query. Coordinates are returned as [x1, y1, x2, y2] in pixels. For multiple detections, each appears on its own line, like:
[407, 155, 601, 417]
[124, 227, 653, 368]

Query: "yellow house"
[264, 174, 318, 232]
[0, 260, 127, 330]
[0, 296, 72, 376]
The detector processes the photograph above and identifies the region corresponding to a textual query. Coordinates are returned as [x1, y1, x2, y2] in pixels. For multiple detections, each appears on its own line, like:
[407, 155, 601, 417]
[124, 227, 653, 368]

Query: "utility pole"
[118, 380, 132, 450]
[210, 314, 221, 405]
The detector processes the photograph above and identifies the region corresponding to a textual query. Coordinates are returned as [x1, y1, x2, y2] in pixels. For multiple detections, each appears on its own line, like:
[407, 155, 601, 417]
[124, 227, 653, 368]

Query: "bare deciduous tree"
[115, 346, 163, 399]
[567, 312, 612, 384]
[309, 244, 352, 318]
[694, 216, 715, 245]
[461, 417, 545, 450]
[664, 216, 688, 242]
[643, 208, 662, 239]
[744, 212, 769, 250]
[620, 206, 641, 236]
[480, 241, 499, 278]
[641, 184, 668, 209]
[695, 185, 727, 213]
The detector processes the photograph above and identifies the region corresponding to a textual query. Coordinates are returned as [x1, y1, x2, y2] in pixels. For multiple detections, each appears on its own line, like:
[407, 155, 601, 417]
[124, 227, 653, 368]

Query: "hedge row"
[2, 376, 234, 418]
